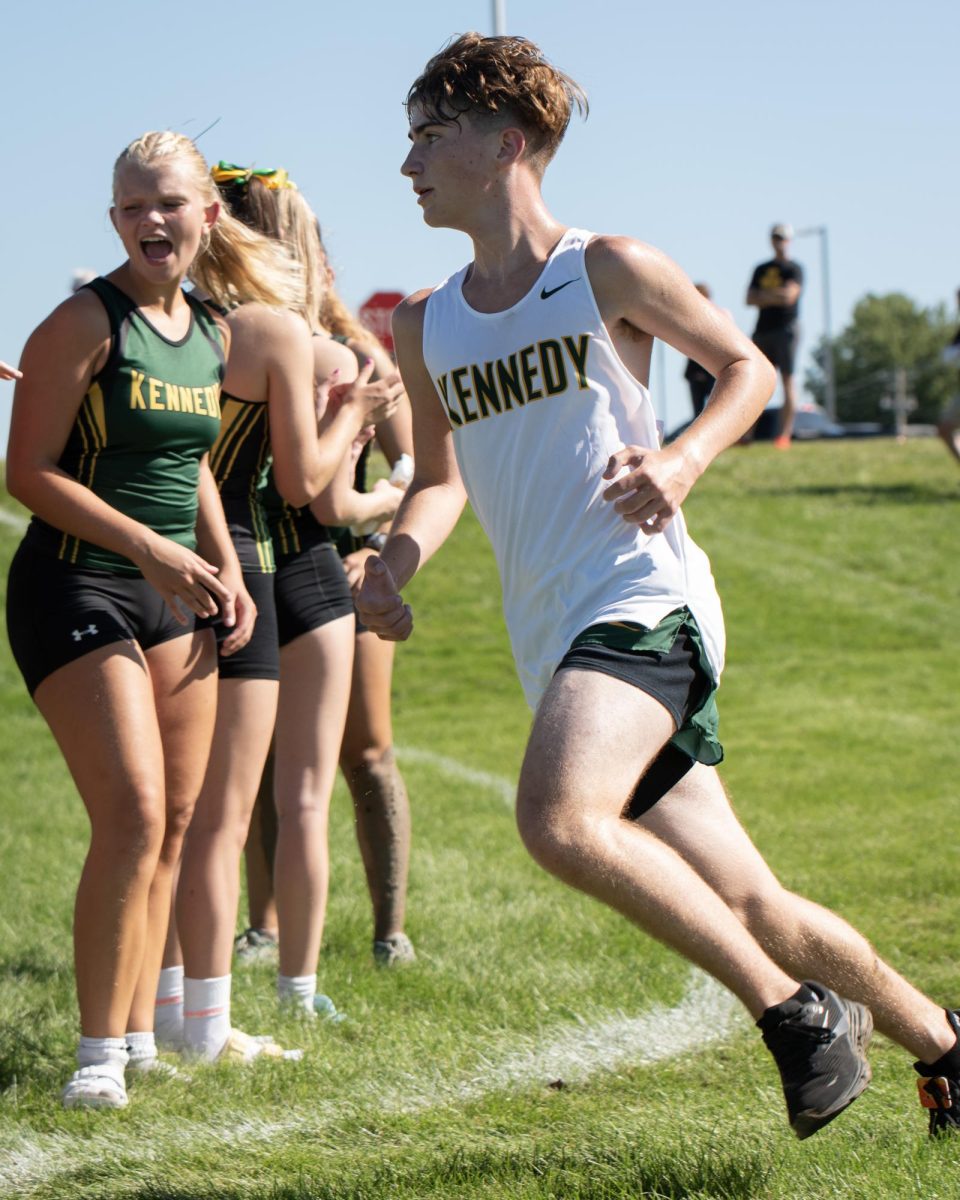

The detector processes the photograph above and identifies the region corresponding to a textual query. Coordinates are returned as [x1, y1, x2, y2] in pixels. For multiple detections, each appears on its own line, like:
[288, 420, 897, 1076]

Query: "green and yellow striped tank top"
[209, 393, 274, 572]
[25, 276, 225, 575]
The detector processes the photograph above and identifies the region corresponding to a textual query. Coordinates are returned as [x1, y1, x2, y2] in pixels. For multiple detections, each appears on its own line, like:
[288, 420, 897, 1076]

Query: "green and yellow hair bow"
[211, 162, 297, 191]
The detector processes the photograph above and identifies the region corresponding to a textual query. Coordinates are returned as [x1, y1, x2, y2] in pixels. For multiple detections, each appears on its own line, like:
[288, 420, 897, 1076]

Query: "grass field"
[1, 438, 959, 1198]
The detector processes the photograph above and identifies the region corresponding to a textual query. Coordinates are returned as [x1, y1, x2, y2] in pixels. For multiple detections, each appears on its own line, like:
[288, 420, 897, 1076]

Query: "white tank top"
[422, 228, 725, 709]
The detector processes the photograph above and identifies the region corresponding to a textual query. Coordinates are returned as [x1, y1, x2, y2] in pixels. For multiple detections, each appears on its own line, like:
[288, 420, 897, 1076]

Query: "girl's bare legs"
[126, 632, 218, 1037]
[36, 643, 170, 1040]
[35, 637, 206, 1103]
[340, 630, 413, 952]
[242, 626, 415, 963]
[176, 676, 279, 1056]
[242, 753, 279, 941]
[273, 615, 355, 983]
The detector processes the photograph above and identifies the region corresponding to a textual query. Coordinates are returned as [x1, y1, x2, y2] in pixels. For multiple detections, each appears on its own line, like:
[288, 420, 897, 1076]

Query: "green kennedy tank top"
[25, 277, 225, 575]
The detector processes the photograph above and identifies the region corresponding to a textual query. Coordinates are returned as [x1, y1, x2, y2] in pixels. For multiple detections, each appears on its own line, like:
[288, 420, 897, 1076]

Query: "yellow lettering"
[193, 387, 206, 415]
[438, 333, 590, 427]
[496, 354, 524, 410]
[562, 334, 591, 389]
[436, 374, 462, 427]
[148, 377, 164, 410]
[165, 383, 181, 411]
[519, 345, 542, 402]
[178, 386, 194, 413]
[451, 366, 478, 423]
[130, 370, 146, 410]
[205, 385, 221, 418]
[539, 340, 567, 395]
[472, 362, 501, 418]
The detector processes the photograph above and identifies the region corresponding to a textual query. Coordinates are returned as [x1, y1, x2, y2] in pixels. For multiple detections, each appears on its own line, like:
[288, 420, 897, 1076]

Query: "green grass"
[1, 439, 960, 1198]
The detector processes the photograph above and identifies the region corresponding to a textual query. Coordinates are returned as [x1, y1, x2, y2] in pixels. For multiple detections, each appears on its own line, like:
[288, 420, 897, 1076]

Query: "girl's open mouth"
[141, 236, 173, 262]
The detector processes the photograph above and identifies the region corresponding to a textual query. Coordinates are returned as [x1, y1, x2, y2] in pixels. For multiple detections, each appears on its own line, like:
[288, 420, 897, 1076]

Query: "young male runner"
[357, 32, 960, 1138]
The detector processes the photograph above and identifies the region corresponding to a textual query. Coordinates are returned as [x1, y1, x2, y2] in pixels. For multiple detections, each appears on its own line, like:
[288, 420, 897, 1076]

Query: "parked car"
[665, 403, 885, 444]
[791, 405, 846, 440]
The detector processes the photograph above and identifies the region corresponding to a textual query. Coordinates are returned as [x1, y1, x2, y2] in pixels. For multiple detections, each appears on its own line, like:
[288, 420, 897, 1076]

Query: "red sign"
[358, 291, 405, 354]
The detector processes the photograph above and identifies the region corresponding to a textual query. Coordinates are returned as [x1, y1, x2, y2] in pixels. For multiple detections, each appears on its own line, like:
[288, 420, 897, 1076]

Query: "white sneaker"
[216, 1029, 303, 1063]
[127, 1055, 180, 1078]
[61, 1065, 128, 1110]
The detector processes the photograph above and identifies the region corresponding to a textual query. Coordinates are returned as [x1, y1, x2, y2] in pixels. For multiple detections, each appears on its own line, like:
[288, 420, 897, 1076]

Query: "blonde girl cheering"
[4, 131, 290, 1107]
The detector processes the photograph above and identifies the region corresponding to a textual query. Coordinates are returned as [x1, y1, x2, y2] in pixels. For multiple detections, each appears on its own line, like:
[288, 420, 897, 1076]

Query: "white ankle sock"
[278, 973, 316, 1013]
[77, 1036, 128, 1084]
[155, 965, 184, 1049]
[125, 1031, 157, 1064]
[183, 975, 231, 1060]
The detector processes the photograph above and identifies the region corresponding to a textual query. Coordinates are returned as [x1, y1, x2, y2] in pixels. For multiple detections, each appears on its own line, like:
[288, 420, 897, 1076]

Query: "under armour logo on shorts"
[71, 624, 99, 642]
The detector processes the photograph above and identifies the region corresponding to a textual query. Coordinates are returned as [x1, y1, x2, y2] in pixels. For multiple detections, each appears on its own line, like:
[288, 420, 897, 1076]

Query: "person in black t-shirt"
[746, 223, 804, 447]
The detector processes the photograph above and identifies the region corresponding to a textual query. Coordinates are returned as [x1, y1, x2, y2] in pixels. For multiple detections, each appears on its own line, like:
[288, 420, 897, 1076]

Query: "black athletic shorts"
[6, 541, 196, 696]
[555, 609, 722, 820]
[753, 325, 800, 376]
[212, 570, 279, 681]
[335, 541, 369, 636]
[275, 543, 354, 648]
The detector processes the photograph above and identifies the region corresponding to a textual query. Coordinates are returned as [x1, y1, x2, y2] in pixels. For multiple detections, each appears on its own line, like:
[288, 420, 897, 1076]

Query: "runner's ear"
[496, 127, 527, 168]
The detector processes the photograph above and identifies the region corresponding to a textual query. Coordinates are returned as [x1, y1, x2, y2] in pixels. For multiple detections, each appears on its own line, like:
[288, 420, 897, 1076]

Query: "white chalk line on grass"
[383, 969, 741, 1112]
[0, 972, 742, 1196]
[0, 746, 743, 1196]
[396, 743, 516, 808]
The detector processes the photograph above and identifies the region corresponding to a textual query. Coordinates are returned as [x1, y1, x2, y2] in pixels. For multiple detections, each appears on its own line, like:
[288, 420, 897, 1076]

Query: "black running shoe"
[760, 981, 873, 1139]
[914, 1010, 960, 1137]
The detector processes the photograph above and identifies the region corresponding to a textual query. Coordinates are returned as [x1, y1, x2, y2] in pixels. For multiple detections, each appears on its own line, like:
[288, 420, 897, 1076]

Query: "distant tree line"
[805, 293, 957, 427]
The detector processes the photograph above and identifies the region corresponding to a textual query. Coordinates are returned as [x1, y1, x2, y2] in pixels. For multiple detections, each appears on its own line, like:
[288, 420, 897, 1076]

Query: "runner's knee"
[727, 882, 794, 940]
[516, 791, 590, 876]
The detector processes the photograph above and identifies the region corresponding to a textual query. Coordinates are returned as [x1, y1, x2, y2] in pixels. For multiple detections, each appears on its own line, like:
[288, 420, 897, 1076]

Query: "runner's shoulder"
[394, 287, 435, 322]
[392, 287, 435, 341]
[586, 234, 674, 285]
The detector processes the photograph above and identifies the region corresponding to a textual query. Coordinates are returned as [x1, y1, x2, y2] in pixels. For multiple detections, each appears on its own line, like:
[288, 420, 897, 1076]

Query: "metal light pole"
[492, 0, 507, 34]
[796, 225, 837, 421]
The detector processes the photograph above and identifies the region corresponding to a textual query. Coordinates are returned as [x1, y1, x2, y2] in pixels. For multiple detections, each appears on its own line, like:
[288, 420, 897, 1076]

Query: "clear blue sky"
[1, 0, 956, 448]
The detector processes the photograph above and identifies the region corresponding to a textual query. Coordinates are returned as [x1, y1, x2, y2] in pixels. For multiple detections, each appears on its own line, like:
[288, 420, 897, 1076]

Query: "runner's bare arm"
[587, 236, 775, 532]
[377, 290, 467, 590]
[0, 360, 22, 380]
[356, 291, 467, 640]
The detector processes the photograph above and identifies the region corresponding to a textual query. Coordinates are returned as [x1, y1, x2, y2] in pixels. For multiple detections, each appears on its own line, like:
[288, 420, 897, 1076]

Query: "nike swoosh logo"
[540, 278, 580, 300]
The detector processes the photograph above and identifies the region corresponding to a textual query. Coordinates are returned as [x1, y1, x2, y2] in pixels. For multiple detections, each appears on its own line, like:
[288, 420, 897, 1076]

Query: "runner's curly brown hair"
[405, 33, 587, 172]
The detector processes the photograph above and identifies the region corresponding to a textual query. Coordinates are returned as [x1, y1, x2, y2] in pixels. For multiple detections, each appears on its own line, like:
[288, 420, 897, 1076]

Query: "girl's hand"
[219, 575, 258, 656]
[329, 359, 403, 426]
[342, 547, 375, 597]
[133, 533, 233, 624]
[367, 478, 404, 522]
